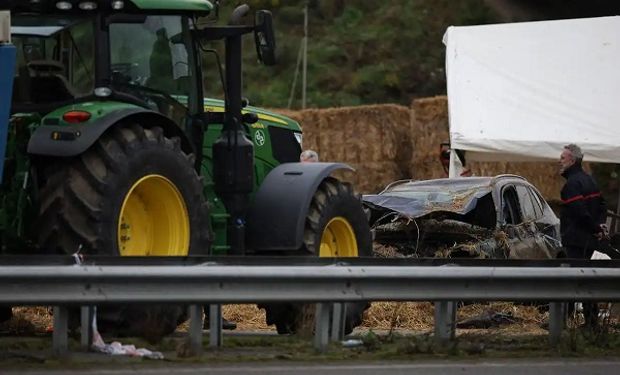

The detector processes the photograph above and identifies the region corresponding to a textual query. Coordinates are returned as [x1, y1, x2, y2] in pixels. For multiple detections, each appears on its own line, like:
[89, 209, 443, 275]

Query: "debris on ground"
[457, 310, 522, 329]
[91, 309, 164, 360]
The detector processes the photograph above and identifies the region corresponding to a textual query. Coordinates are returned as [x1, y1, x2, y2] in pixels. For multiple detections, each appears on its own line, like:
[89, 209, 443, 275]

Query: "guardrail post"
[548, 263, 570, 346]
[208, 304, 222, 348]
[434, 301, 457, 343]
[188, 304, 203, 355]
[314, 302, 331, 352]
[80, 306, 93, 350]
[52, 305, 68, 357]
[548, 302, 565, 346]
[330, 302, 346, 342]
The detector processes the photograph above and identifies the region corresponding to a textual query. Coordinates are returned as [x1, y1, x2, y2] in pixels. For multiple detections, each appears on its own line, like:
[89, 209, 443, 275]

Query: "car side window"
[527, 187, 545, 219]
[516, 185, 539, 222]
[501, 186, 522, 225]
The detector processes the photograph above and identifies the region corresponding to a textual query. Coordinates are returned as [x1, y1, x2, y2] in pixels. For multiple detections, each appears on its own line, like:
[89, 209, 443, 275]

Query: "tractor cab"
[10, 4, 203, 126]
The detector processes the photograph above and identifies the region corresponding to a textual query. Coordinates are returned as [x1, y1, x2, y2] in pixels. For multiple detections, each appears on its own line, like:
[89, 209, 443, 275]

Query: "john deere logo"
[254, 130, 266, 146]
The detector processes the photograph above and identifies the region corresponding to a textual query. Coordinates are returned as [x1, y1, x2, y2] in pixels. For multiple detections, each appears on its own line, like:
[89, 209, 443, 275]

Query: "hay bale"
[273, 99, 565, 200]
[274, 104, 413, 193]
[410, 96, 450, 180]
[468, 161, 562, 200]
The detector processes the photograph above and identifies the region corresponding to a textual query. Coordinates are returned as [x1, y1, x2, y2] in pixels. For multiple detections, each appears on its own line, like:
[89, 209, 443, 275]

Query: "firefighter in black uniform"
[559, 144, 607, 328]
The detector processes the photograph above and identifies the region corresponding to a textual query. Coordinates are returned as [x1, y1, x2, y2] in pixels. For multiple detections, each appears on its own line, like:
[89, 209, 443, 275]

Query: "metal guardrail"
[1, 265, 620, 303]
[1, 263, 619, 356]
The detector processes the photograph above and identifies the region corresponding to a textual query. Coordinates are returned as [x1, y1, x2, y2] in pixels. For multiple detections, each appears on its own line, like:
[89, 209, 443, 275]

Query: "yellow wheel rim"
[319, 217, 358, 257]
[118, 174, 189, 256]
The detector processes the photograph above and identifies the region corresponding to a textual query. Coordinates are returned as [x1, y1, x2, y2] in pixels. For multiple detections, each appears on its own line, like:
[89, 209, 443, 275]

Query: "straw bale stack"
[409, 96, 450, 180]
[273, 98, 564, 199]
[273, 104, 412, 193]
[470, 161, 563, 200]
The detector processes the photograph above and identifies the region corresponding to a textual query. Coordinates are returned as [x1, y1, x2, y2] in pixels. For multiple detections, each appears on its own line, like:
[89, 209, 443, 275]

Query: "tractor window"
[65, 20, 95, 95]
[109, 15, 192, 123]
[11, 16, 95, 106]
[109, 16, 191, 96]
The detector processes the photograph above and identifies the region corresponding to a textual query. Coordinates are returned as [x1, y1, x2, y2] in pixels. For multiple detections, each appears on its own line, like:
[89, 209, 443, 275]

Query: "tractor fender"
[246, 162, 354, 252]
[27, 108, 193, 157]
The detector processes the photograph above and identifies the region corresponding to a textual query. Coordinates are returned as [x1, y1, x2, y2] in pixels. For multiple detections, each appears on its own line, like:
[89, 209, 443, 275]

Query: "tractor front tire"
[265, 177, 372, 335]
[37, 124, 210, 341]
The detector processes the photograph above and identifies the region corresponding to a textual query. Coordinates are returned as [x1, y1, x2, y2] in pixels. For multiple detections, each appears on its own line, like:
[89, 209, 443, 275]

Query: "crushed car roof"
[363, 177, 504, 219]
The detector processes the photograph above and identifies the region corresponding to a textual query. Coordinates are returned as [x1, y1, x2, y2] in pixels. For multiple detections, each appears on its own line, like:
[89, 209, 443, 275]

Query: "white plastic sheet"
[444, 16, 620, 166]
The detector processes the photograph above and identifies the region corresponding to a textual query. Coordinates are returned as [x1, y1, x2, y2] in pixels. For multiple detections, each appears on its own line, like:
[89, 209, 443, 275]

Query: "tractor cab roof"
[3, 0, 213, 15]
[11, 15, 83, 37]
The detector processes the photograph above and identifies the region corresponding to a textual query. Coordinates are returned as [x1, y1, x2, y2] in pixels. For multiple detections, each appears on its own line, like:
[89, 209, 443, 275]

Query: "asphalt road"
[2, 359, 619, 375]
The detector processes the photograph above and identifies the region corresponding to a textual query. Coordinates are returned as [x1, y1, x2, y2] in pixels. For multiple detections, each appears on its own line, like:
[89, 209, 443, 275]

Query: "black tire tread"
[35, 123, 211, 341]
[266, 177, 372, 335]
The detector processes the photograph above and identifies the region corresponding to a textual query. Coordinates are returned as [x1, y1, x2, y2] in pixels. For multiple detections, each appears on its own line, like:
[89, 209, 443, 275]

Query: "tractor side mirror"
[254, 10, 276, 66]
[229, 4, 250, 25]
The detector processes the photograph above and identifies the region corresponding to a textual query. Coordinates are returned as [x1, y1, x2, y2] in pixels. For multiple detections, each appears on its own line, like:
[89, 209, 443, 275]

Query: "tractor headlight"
[294, 132, 302, 146]
[111, 0, 125, 10]
[79, 1, 97, 10]
[56, 1, 73, 10]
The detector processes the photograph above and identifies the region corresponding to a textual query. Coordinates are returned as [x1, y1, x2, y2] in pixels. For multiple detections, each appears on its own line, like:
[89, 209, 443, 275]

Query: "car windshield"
[11, 15, 95, 105]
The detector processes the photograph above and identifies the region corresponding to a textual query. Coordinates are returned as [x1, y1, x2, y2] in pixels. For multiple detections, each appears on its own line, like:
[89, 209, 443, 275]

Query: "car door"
[513, 184, 557, 259]
[499, 183, 546, 259]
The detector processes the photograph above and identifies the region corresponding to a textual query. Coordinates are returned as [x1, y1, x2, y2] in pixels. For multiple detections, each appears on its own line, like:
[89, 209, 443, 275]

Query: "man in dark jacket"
[559, 144, 607, 327]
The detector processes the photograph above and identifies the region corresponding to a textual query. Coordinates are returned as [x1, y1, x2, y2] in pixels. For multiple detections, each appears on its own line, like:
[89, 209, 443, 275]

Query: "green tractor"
[0, 1, 371, 337]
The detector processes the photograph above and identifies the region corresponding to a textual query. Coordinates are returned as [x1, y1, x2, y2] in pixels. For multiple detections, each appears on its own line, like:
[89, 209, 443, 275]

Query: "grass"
[1, 303, 619, 370]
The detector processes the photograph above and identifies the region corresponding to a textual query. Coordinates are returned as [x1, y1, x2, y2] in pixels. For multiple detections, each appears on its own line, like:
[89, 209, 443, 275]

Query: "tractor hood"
[204, 98, 301, 131]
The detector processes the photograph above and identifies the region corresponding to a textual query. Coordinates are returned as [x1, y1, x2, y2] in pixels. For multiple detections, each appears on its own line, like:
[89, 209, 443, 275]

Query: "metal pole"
[548, 301, 565, 346]
[80, 306, 93, 350]
[314, 302, 330, 352]
[434, 301, 457, 342]
[208, 304, 223, 348]
[301, 4, 308, 109]
[330, 303, 346, 342]
[287, 39, 303, 109]
[53, 306, 69, 357]
[188, 305, 203, 355]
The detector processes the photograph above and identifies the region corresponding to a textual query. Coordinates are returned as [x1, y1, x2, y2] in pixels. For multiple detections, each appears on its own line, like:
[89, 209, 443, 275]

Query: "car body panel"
[364, 175, 562, 259]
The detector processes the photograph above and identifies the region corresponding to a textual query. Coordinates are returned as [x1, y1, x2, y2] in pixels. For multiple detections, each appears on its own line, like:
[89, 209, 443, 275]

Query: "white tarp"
[444, 16, 620, 167]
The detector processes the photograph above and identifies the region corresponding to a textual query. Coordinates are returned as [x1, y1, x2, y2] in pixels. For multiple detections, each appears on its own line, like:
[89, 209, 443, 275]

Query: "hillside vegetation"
[204, 0, 499, 109]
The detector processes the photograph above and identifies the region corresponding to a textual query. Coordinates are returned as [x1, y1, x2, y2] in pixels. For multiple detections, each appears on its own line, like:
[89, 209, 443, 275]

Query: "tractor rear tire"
[37, 124, 210, 341]
[264, 177, 372, 335]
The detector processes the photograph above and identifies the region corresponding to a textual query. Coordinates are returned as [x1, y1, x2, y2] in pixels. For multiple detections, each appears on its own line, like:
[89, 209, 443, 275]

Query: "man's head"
[559, 143, 583, 174]
[300, 149, 319, 163]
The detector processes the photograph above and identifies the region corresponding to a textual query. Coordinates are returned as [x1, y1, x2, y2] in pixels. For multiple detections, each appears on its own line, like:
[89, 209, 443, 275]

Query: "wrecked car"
[363, 175, 563, 259]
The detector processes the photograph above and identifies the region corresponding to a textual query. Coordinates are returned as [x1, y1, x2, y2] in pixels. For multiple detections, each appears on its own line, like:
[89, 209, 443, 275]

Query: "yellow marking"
[203, 105, 288, 125]
[204, 105, 224, 112]
[251, 123, 265, 129]
[255, 113, 287, 125]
